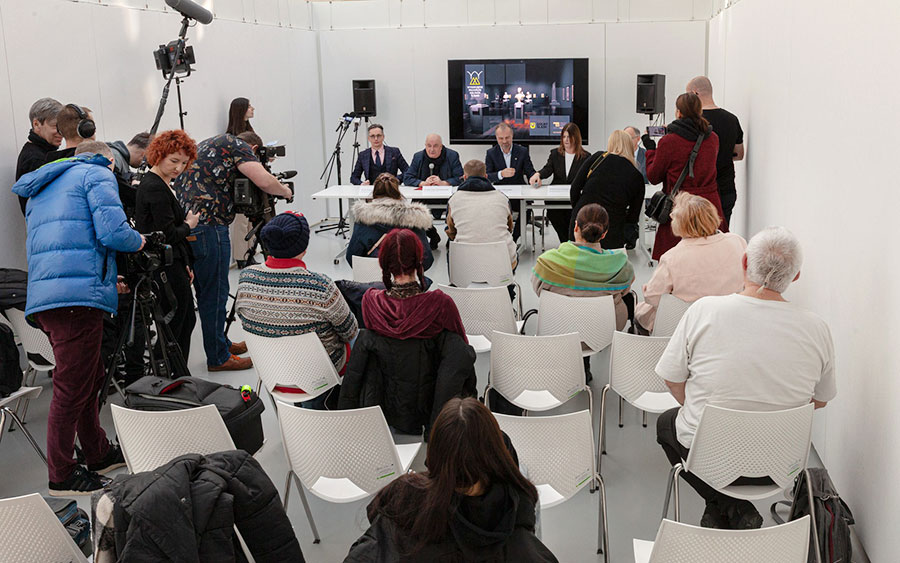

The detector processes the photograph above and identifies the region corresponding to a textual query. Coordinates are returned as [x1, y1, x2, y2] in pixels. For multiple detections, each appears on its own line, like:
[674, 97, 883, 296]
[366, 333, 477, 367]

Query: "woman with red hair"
[134, 129, 200, 361]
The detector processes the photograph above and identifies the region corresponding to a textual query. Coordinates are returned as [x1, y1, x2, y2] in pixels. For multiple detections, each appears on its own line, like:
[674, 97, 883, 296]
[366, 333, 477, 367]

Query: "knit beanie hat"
[261, 212, 310, 259]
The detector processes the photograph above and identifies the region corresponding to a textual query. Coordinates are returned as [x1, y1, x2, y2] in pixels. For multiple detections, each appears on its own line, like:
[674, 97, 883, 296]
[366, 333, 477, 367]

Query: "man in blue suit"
[485, 122, 536, 241]
[626, 126, 650, 184]
[350, 124, 409, 185]
[403, 133, 463, 248]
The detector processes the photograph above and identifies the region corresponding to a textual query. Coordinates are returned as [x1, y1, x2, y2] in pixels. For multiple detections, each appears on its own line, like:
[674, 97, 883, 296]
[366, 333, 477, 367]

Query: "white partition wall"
[709, 0, 900, 559]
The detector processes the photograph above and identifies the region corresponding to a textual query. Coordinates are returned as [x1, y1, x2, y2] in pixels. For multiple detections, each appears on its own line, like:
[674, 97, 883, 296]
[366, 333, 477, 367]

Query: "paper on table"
[547, 185, 569, 196]
[422, 186, 452, 196]
[496, 185, 522, 197]
[357, 186, 374, 197]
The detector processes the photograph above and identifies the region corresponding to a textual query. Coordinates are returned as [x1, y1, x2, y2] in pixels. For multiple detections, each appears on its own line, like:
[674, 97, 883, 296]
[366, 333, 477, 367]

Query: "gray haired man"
[16, 97, 64, 214]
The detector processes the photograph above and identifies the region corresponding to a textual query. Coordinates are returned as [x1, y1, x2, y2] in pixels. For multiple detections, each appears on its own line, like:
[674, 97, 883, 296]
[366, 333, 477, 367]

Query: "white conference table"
[311, 184, 657, 261]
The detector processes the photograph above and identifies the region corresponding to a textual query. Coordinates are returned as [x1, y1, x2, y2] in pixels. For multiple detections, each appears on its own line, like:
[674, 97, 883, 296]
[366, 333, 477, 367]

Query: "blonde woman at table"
[634, 192, 746, 333]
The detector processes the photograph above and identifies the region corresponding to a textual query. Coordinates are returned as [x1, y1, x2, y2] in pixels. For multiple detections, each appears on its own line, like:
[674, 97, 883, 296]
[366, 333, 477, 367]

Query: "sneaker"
[87, 443, 127, 475]
[700, 500, 728, 528]
[229, 341, 248, 355]
[49, 466, 111, 497]
[208, 354, 253, 372]
[724, 499, 763, 529]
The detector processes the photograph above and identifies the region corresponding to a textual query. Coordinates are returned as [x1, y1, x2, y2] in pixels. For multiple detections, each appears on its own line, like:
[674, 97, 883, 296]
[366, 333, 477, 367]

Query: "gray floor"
[0, 221, 821, 562]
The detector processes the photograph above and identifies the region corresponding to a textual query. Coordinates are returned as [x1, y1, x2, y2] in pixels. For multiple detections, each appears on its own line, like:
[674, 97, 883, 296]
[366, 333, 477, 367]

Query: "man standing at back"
[686, 76, 744, 227]
[655, 226, 836, 529]
[47, 104, 96, 161]
[15, 97, 64, 214]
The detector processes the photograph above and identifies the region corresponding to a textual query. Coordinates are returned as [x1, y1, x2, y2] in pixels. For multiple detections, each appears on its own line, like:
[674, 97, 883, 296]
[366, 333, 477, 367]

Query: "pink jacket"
[635, 232, 746, 331]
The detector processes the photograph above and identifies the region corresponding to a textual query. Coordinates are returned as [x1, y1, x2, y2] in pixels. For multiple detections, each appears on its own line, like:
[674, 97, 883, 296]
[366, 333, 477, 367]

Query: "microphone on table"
[428, 163, 434, 178]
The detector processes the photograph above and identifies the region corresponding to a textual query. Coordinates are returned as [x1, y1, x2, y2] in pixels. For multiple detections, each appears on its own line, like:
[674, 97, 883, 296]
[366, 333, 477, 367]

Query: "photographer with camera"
[12, 141, 145, 495]
[175, 132, 292, 371]
[134, 130, 200, 362]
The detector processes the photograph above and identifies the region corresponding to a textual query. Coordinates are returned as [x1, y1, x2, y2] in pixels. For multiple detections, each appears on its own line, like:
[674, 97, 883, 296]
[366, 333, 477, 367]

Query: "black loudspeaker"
[636, 74, 666, 115]
[352, 79, 377, 117]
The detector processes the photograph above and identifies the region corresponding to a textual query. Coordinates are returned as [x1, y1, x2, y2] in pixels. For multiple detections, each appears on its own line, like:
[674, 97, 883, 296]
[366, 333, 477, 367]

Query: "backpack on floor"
[43, 496, 92, 557]
[770, 468, 854, 563]
[0, 323, 23, 397]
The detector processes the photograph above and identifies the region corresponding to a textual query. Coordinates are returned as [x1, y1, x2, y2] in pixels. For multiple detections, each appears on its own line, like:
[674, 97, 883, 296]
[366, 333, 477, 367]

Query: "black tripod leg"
[150, 298, 192, 379]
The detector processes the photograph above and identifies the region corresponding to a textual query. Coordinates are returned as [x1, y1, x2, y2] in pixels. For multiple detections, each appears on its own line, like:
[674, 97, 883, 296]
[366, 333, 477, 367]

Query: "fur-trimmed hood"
[352, 198, 433, 230]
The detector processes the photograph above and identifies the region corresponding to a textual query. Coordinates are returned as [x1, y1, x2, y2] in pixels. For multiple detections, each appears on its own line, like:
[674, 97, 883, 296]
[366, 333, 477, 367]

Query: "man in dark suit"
[350, 123, 409, 185]
[485, 122, 535, 241]
[402, 133, 464, 249]
[625, 126, 649, 184]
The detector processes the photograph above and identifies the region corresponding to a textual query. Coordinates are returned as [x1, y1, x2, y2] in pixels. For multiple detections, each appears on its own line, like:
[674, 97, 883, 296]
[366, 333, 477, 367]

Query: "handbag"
[645, 133, 706, 223]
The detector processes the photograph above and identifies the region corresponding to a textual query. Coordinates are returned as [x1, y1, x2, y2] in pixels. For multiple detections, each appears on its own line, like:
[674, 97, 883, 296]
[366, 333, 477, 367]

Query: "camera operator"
[12, 141, 145, 495]
[133, 130, 200, 362]
[108, 132, 152, 217]
[175, 131, 292, 371]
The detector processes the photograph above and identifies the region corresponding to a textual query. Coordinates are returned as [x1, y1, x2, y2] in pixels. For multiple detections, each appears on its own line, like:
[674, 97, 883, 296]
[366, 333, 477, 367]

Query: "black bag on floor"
[0, 323, 22, 397]
[123, 376, 265, 454]
[770, 468, 854, 563]
[0, 268, 27, 311]
[43, 496, 92, 557]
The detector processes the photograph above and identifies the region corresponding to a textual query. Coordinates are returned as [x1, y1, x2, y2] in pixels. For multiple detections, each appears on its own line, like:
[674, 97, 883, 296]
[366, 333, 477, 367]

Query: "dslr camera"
[233, 144, 296, 220]
[123, 231, 173, 276]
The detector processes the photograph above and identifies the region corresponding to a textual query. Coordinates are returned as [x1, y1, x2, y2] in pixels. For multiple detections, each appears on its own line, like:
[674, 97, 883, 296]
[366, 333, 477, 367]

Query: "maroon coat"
[646, 129, 726, 260]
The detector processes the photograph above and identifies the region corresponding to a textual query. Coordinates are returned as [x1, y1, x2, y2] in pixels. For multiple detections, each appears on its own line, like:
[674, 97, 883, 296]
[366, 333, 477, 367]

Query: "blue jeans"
[189, 224, 232, 366]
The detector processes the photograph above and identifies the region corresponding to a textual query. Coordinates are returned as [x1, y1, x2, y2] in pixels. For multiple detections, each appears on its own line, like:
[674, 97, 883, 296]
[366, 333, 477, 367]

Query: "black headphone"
[62, 104, 96, 139]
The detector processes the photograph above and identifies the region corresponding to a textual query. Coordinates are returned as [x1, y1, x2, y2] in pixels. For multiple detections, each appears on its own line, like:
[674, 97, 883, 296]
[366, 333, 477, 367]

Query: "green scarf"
[532, 242, 634, 292]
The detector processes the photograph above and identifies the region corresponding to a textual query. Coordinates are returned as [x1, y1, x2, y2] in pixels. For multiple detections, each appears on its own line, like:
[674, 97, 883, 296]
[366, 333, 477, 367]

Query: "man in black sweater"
[15, 97, 64, 214]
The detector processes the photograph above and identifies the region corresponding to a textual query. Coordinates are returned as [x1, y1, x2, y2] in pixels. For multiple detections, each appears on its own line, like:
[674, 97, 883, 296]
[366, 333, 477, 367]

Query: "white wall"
[710, 0, 900, 559]
[317, 21, 707, 165]
[0, 0, 323, 269]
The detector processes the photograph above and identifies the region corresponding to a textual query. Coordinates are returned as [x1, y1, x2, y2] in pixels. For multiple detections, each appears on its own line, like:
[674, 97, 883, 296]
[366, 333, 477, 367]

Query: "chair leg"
[662, 463, 683, 522]
[673, 466, 682, 522]
[293, 473, 321, 544]
[599, 385, 610, 460]
[541, 209, 546, 252]
[1, 407, 48, 466]
[618, 396, 624, 428]
[6, 397, 21, 433]
[642, 410, 648, 428]
[514, 282, 523, 320]
[804, 468, 823, 563]
[596, 475, 610, 562]
[484, 384, 492, 411]
[283, 471, 293, 511]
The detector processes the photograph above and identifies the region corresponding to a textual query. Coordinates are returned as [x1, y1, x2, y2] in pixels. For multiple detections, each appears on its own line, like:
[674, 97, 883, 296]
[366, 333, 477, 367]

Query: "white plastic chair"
[437, 284, 523, 353]
[111, 404, 235, 473]
[486, 331, 590, 417]
[633, 515, 811, 563]
[448, 240, 522, 318]
[0, 386, 47, 465]
[661, 404, 821, 562]
[3, 308, 55, 423]
[244, 331, 342, 405]
[535, 291, 616, 355]
[494, 410, 609, 561]
[651, 293, 692, 337]
[599, 332, 676, 465]
[277, 403, 422, 544]
[0, 493, 89, 563]
[351, 256, 383, 283]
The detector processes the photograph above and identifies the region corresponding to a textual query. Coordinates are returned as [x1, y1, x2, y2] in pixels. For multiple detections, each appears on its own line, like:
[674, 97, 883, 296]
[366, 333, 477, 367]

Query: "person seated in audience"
[402, 133, 464, 249]
[655, 226, 836, 530]
[346, 173, 434, 270]
[569, 130, 645, 249]
[532, 204, 634, 381]
[345, 397, 558, 562]
[634, 192, 746, 333]
[350, 123, 409, 185]
[446, 159, 517, 271]
[235, 211, 358, 375]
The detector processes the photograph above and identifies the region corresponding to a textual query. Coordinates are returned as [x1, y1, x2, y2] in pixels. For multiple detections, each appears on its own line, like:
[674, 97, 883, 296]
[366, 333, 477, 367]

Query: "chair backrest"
[649, 516, 810, 563]
[111, 404, 235, 473]
[244, 331, 341, 400]
[490, 331, 584, 407]
[685, 404, 814, 491]
[352, 256, 383, 283]
[4, 308, 55, 367]
[0, 493, 89, 563]
[494, 410, 595, 507]
[277, 403, 404, 498]
[449, 241, 514, 287]
[437, 284, 516, 340]
[536, 291, 616, 353]
[608, 332, 671, 403]
[651, 293, 692, 337]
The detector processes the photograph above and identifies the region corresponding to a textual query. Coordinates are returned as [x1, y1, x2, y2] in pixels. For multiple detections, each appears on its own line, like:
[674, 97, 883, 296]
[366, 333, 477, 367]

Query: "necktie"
[375, 150, 382, 166]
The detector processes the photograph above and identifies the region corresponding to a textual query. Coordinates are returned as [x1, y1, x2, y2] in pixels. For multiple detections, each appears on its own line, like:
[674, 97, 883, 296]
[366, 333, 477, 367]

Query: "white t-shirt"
[656, 293, 837, 448]
[564, 152, 575, 177]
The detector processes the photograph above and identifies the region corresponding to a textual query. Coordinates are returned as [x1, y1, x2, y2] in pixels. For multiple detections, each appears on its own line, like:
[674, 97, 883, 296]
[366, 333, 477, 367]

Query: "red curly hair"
[145, 129, 198, 167]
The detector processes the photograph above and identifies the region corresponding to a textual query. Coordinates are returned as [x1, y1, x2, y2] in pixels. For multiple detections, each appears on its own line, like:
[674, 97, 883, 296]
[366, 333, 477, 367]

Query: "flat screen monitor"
[447, 58, 589, 145]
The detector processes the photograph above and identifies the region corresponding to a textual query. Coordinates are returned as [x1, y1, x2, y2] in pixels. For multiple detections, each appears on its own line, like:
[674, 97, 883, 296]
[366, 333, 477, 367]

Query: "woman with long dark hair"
[345, 397, 557, 561]
[226, 97, 256, 267]
[643, 92, 724, 260]
[530, 122, 591, 243]
[226, 97, 254, 136]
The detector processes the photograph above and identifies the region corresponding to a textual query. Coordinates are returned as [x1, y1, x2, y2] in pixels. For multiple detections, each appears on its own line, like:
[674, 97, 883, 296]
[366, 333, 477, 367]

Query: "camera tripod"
[98, 271, 192, 408]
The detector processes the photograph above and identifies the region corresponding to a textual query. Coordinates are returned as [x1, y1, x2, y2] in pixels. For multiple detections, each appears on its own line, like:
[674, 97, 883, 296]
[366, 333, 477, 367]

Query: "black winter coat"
[107, 450, 303, 562]
[344, 481, 558, 563]
[15, 130, 59, 214]
[338, 329, 477, 438]
[569, 152, 645, 249]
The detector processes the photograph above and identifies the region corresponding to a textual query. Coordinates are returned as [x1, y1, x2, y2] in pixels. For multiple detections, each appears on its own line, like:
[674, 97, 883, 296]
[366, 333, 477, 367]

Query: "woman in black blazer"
[530, 123, 591, 243]
[568, 130, 645, 249]
[133, 130, 200, 362]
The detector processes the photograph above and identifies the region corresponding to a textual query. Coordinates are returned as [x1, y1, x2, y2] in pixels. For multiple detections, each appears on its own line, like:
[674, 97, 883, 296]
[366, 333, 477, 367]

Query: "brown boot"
[208, 354, 253, 372]
[229, 341, 248, 355]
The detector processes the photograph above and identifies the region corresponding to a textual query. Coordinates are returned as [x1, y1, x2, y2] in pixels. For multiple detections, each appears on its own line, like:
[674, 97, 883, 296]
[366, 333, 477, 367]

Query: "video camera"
[122, 231, 173, 276]
[233, 144, 296, 220]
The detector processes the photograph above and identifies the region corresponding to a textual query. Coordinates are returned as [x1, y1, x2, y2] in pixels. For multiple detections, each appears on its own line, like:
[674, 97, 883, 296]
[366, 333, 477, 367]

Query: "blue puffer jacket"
[12, 154, 143, 317]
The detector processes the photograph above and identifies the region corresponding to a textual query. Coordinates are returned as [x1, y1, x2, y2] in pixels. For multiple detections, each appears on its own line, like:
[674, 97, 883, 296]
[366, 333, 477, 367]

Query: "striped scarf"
[532, 242, 634, 292]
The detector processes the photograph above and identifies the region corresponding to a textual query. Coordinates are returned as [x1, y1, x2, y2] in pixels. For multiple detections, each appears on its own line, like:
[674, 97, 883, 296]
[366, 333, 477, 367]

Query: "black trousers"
[546, 209, 572, 244]
[156, 262, 196, 364]
[719, 189, 737, 228]
[656, 407, 773, 505]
